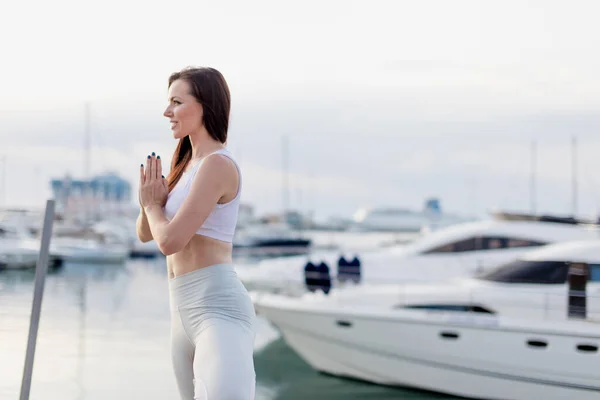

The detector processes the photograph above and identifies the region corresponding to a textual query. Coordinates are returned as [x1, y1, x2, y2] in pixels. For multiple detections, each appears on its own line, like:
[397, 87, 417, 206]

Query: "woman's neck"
[188, 131, 224, 160]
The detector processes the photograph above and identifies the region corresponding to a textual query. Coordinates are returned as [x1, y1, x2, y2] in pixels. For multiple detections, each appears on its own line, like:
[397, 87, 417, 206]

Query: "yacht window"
[589, 264, 600, 282]
[424, 236, 547, 254]
[484, 237, 505, 249]
[481, 237, 546, 250]
[479, 260, 569, 284]
[424, 237, 478, 253]
[505, 238, 546, 248]
[399, 304, 495, 314]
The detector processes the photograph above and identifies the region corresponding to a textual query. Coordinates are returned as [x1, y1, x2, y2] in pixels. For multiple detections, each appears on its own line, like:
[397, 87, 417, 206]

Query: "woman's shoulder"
[195, 150, 240, 187]
[196, 151, 240, 200]
[205, 149, 238, 168]
[200, 152, 236, 172]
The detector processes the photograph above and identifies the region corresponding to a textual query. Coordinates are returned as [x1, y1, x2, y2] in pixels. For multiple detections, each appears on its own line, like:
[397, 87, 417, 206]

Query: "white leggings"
[169, 264, 256, 400]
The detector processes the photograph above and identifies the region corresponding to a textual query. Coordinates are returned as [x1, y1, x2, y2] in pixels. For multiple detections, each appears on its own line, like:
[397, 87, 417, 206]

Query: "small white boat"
[254, 240, 600, 400]
[233, 223, 311, 256]
[0, 241, 39, 270]
[50, 237, 129, 264]
[129, 239, 163, 258]
[0, 223, 63, 270]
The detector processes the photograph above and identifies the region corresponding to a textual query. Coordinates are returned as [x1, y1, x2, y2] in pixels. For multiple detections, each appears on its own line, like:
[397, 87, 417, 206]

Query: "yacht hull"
[256, 297, 600, 400]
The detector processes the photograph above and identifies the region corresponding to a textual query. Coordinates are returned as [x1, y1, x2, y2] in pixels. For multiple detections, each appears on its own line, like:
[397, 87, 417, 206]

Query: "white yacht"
[0, 220, 129, 266]
[129, 239, 163, 258]
[0, 240, 39, 270]
[49, 237, 129, 264]
[240, 218, 599, 294]
[233, 222, 311, 256]
[253, 240, 600, 400]
[41, 218, 131, 264]
[0, 222, 63, 270]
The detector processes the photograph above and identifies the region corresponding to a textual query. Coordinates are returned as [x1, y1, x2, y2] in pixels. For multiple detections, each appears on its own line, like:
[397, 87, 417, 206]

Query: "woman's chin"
[173, 130, 184, 139]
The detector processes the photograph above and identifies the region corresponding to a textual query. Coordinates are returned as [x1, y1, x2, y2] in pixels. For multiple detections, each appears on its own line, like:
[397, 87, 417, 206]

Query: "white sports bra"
[164, 148, 241, 243]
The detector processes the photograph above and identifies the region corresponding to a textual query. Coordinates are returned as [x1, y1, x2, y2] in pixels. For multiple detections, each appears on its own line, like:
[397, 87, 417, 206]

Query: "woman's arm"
[144, 155, 233, 256]
[136, 207, 154, 242]
[136, 161, 155, 242]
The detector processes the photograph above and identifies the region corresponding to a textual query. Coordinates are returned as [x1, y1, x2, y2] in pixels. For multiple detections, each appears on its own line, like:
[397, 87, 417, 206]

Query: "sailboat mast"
[282, 135, 289, 217]
[84, 102, 91, 181]
[0, 155, 6, 208]
[571, 136, 577, 217]
[530, 140, 536, 214]
[84, 102, 91, 225]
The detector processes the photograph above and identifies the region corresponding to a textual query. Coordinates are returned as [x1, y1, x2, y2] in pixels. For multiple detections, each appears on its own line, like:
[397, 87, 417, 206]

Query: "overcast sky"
[1, 0, 600, 221]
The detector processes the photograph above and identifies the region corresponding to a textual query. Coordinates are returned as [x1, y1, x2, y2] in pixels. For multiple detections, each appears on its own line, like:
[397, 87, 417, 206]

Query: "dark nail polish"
[152, 152, 155, 156]
[157, 155, 160, 159]
[162, 175, 164, 178]
[147, 155, 151, 159]
[140, 163, 143, 167]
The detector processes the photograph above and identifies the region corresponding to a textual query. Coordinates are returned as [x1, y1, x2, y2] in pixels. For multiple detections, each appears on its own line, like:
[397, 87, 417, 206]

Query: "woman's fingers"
[144, 152, 163, 183]
[139, 163, 145, 185]
[156, 154, 162, 180]
[146, 154, 153, 182]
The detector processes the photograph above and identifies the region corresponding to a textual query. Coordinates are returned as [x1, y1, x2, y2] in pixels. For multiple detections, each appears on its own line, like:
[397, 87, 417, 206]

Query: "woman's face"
[163, 79, 204, 139]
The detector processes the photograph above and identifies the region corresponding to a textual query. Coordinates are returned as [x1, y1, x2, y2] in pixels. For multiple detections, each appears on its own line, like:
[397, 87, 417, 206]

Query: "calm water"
[0, 257, 453, 399]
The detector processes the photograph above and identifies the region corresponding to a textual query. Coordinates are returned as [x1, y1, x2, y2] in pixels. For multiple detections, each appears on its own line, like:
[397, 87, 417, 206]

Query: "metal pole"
[19, 199, 56, 400]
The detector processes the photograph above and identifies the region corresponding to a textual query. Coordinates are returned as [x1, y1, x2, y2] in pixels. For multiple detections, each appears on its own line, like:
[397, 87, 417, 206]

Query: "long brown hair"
[166, 67, 231, 192]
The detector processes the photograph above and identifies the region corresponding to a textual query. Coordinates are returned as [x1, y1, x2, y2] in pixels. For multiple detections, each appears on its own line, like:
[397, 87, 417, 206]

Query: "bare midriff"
[167, 234, 233, 279]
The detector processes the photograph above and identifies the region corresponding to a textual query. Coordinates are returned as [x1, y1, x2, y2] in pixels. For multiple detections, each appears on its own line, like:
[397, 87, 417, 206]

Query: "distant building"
[50, 172, 132, 219]
[351, 198, 469, 233]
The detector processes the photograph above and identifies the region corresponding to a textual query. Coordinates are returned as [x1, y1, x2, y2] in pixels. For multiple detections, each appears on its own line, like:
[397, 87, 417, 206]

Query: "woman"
[137, 66, 256, 400]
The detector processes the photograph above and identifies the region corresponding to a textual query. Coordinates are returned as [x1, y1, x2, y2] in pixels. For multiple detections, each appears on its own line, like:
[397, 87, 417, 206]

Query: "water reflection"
[0, 260, 174, 399]
[1, 258, 442, 399]
[254, 338, 455, 400]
